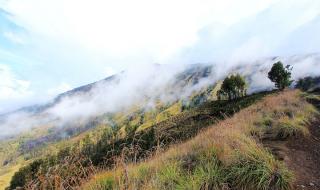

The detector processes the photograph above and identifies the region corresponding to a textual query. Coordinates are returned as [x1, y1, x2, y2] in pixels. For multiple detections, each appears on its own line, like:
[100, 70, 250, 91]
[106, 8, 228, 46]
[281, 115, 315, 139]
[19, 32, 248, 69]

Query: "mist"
[0, 53, 319, 139]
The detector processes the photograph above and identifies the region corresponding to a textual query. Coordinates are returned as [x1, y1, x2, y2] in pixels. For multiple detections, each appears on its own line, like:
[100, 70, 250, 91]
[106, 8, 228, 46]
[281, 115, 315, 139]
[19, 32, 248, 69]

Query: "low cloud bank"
[0, 54, 319, 139]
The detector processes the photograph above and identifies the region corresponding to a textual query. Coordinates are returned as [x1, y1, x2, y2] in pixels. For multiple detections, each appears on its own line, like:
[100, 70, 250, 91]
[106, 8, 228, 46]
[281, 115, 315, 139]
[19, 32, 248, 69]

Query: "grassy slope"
[0, 128, 50, 190]
[0, 123, 105, 190]
[0, 104, 178, 189]
[7, 86, 266, 189]
[0, 164, 22, 190]
[2, 83, 222, 189]
[83, 90, 318, 190]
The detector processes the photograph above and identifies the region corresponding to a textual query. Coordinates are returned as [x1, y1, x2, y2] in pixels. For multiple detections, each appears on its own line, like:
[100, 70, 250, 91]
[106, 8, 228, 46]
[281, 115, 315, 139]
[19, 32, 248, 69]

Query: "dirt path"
[263, 92, 320, 190]
[264, 120, 320, 190]
[285, 120, 320, 190]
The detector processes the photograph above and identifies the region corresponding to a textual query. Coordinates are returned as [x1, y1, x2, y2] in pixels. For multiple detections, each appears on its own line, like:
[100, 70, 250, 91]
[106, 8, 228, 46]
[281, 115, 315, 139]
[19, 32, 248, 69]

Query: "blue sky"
[0, 0, 320, 113]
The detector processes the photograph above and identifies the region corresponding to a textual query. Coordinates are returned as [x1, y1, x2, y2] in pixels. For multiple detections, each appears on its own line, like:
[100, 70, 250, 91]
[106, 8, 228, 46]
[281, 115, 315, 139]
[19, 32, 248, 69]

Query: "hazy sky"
[0, 0, 319, 113]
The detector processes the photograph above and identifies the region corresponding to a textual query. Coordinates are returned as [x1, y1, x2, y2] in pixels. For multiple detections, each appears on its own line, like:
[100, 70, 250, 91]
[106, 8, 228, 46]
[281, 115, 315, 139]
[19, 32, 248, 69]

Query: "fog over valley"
[0, 53, 319, 138]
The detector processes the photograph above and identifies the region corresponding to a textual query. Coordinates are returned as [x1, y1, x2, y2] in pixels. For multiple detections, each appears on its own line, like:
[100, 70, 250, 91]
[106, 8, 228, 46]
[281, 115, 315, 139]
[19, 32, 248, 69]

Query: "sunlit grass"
[0, 164, 22, 190]
[83, 90, 318, 190]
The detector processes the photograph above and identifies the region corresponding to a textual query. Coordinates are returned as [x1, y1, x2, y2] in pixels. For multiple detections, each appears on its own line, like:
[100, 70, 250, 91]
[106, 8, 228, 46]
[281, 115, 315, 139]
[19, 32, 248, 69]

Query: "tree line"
[218, 61, 293, 100]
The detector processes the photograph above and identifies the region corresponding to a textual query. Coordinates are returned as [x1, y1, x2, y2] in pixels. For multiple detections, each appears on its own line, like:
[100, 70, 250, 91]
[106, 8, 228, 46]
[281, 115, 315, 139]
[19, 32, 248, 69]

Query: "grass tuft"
[226, 135, 293, 190]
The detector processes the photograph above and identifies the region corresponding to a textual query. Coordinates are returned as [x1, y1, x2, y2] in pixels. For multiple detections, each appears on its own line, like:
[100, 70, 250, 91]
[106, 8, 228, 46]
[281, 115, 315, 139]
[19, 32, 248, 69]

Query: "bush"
[87, 177, 115, 190]
[295, 76, 320, 91]
[218, 74, 247, 100]
[9, 159, 44, 189]
[227, 150, 293, 190]
[268, 61, 293, 90]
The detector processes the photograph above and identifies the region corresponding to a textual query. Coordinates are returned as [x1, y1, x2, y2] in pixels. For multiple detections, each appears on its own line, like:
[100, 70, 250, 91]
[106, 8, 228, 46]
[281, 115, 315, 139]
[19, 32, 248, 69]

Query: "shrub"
[9, 159, 44, 189]
[295, 76, 320, 91]
[268, 61, 293, 90]
[227, 151, 293, 190]
[218, 74, 247, 100]
[84, 175, 115, 190]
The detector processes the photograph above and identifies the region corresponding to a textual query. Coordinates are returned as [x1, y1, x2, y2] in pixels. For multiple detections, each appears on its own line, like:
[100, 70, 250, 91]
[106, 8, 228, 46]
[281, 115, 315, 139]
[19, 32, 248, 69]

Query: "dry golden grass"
[82, 90, 317, 190]
[0, 164, 22, 190]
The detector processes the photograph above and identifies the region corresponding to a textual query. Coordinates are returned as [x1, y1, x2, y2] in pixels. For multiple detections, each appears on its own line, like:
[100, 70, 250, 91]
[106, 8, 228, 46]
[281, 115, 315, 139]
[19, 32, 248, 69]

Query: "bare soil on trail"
[264, 121, 320, 190]
[264, 100, 320, 190]
[286, 121, 320, 190]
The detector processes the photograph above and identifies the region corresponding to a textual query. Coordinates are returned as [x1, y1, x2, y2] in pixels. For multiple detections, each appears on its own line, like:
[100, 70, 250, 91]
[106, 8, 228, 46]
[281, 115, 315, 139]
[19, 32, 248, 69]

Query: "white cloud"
[1, 0, 278, 62]
[170, 0, 320, 65]
[0, 0, 319, 115]
[2, 54, 319, 138]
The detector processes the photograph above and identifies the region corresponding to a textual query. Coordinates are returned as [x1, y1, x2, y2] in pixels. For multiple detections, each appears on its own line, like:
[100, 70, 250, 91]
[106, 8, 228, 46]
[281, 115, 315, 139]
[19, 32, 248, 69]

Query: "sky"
[0, 0, 319, 113]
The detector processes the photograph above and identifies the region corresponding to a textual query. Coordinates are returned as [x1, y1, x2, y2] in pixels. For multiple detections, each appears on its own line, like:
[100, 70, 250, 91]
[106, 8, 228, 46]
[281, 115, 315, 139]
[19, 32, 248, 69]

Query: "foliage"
[295, 76, 320, 91]
[9, 159, 44, 189]
[84, 130, 293, 190]
[83, 90, 318, 190]
[227, 148, 292, 190]
[268, 61, 293, 90]
[217, 74, 247, 100]
[8, 91, 269, 189]
[2, 75, 221, 189]
[11, 89, 317, 190]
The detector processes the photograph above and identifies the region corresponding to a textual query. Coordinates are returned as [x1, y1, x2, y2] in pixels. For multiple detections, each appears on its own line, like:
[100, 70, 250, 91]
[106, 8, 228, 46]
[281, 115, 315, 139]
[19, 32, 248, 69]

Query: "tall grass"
[83, 90, 318, 190]
[226, 135, 293, 190]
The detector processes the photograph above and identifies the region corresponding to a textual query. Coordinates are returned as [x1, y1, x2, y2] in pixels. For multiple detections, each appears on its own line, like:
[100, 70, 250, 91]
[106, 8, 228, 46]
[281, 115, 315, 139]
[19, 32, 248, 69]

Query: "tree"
[268, 61, 293, 90]
[217, 74, 247, 100]
[295, 76, 320, 91]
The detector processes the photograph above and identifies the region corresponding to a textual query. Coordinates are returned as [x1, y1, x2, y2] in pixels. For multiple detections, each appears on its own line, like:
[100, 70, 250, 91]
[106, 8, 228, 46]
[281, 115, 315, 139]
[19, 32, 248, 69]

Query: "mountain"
[1, 54, 320, 189]
[3, 53, 320, 117]
[0, 63, 220, 189]
[0, 75, 119, 117]
[1, 53, 320, 141]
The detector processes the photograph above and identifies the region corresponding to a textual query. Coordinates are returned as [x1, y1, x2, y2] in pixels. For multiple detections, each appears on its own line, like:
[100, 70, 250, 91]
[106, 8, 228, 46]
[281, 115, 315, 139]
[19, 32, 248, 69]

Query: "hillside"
[83, 90, 320, 190]
[0, 64, 219, 189]
[0, 55, 320, 189]
[1, 1, 320, 189]
[7, 87, 266, 189]
[4, 89, 319, 190]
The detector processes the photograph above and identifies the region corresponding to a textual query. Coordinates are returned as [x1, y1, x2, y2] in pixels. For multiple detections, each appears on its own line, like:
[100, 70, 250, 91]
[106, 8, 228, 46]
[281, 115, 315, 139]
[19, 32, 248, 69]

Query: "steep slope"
[83, 90, 319, 190]
[1, 54, 319, 142]
[8, 89, 269, 189]
[1, 54, 320, 189]
[0, 64, 218, 189]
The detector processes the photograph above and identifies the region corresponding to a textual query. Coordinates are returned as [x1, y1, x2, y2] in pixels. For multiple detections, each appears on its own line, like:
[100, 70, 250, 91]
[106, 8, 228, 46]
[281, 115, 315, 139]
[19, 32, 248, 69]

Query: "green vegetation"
[0, 164, 21, 190]
[84, 90, 317, 190]
[85, 141, 291, 190]
[217, 74, 247, 100]
[227, 147, 292, 190]
[295, 76, 320, 91]
[3, 61, 319, 190]
[8, 89, 269, 189]
[268, 61, 293, 90]
[11, 88, 317, 190]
